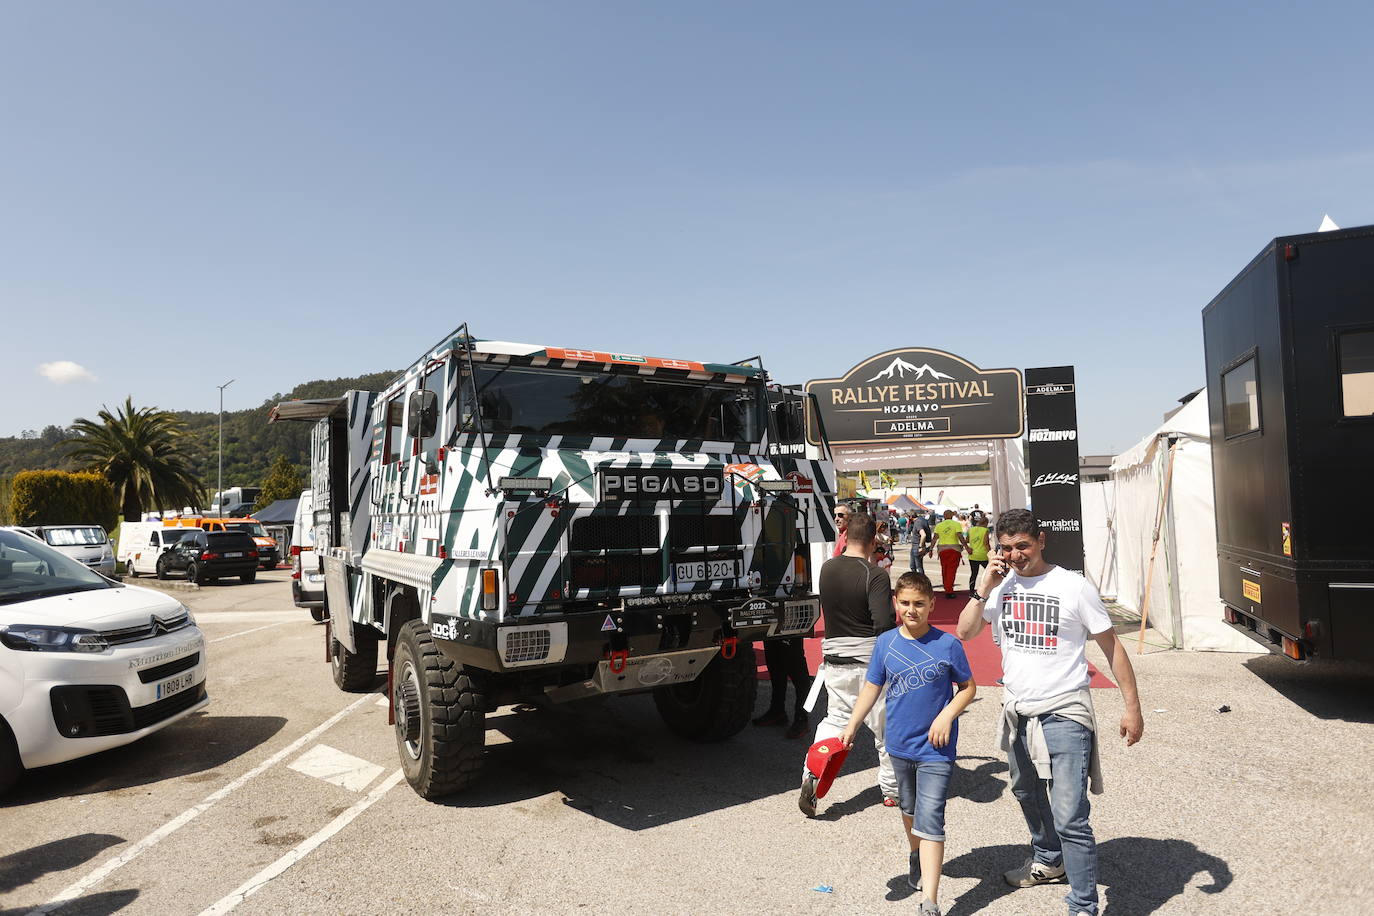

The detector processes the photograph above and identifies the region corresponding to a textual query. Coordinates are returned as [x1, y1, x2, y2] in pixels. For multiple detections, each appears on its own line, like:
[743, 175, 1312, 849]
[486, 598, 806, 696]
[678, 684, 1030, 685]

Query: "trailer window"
[382, 397, 404, 462]
[1221, 356, 1260, 437]
[1339, 330, 1374, 417]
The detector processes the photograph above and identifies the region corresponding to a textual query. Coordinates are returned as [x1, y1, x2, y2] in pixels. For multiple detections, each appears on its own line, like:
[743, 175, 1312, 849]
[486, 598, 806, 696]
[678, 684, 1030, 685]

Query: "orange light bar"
[481, 569, 499, 611]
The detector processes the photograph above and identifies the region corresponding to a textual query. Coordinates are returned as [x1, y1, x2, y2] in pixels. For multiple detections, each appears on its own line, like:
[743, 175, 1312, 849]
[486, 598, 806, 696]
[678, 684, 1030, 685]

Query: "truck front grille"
[669, 513, 739, 549]
[570, 516, 658, 550]
[570, 555, 663, 590]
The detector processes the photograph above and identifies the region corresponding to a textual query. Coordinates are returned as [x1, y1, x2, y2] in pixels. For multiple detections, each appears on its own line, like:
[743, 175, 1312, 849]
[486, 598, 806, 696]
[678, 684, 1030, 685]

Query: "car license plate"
[156, 670, 196, 700]
[224, 552, 243, 558]
[674, 559, 741, 582]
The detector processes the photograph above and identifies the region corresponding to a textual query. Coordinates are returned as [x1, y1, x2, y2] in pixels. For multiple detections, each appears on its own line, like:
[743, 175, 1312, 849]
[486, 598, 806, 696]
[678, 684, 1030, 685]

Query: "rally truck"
[271, 329, 837, 799]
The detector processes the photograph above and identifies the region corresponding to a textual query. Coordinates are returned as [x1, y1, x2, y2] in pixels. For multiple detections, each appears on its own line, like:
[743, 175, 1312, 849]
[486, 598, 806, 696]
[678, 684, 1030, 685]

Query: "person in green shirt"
[933, 510, 968, 599]
[966, 511, 991, 600]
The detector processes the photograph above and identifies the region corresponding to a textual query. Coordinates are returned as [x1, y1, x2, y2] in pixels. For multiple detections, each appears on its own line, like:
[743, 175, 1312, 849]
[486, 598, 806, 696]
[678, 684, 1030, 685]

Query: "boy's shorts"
[892, 757, 953, 842]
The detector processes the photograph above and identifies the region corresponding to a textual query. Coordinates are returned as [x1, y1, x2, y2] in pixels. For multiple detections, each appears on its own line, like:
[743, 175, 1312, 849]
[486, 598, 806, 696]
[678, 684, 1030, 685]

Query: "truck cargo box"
[1202, 224, 1374, 662]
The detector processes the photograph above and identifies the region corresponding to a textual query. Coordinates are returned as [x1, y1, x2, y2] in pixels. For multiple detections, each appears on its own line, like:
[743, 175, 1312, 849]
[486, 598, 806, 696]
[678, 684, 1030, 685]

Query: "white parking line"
[27, 692, 378, 916]
[196, 769, 405, 916]
[209, 622, 291, 643]
[288, 744, 384, 792]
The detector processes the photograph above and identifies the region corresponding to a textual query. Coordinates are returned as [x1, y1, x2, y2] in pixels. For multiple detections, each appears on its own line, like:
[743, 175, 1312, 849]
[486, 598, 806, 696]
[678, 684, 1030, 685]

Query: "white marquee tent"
[1081, 391, 1257, 652]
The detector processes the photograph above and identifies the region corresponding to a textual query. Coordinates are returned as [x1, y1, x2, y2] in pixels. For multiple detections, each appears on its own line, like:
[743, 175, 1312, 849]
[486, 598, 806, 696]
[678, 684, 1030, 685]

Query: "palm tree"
[67, 397, 204, 521]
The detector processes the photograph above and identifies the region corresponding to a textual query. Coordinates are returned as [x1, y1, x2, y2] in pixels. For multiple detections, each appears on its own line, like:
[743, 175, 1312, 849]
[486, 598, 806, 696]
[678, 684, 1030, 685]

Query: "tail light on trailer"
[1281, 635, 1305, 661]
[793, 552, 809, 586]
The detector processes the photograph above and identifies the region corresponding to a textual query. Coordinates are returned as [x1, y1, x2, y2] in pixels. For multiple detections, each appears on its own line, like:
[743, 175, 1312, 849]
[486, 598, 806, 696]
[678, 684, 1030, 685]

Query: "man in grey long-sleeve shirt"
[800, 513, 897, 816]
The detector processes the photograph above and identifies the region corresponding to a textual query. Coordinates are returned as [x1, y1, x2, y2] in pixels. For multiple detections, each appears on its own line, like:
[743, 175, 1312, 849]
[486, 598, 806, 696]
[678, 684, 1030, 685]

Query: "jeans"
[808, 660, 897, 798]
[1007, 714, 1098, 915]
[892, 757, 953, 841]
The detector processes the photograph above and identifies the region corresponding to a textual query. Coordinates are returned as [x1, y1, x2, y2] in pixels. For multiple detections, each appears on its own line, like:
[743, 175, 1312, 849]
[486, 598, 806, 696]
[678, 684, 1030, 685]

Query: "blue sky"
[3, 1, 1372, 454]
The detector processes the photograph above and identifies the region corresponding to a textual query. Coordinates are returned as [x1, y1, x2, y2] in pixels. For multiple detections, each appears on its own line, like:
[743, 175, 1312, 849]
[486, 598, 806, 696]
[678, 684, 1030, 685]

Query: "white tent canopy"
[1084, 391, 1257, 652]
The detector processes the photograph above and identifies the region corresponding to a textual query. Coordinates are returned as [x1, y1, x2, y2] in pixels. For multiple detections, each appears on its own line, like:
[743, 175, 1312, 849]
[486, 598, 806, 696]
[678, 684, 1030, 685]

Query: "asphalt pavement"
[2, 567, 1372, 915]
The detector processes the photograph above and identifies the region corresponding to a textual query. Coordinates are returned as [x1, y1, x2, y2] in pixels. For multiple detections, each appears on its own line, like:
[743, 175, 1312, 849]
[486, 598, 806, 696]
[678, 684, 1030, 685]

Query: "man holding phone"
[956, 510, 1144, 916]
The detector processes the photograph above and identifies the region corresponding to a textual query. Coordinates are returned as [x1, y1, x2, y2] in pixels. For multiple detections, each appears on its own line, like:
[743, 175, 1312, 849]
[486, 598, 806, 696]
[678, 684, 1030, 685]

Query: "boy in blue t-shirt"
[841, 571, 976, 916]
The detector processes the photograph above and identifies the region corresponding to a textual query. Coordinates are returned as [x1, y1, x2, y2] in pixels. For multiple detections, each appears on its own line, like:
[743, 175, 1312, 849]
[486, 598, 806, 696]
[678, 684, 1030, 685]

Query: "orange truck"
[165, 517, 280, 569]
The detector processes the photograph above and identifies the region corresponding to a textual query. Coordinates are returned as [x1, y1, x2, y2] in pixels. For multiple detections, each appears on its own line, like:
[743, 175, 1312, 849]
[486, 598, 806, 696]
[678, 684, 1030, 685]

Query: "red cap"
[805, 737, 851, 799]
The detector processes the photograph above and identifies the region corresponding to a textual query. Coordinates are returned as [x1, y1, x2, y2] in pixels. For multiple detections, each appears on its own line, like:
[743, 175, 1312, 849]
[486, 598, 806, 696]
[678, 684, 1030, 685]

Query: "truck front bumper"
[428, 593, 820, 676]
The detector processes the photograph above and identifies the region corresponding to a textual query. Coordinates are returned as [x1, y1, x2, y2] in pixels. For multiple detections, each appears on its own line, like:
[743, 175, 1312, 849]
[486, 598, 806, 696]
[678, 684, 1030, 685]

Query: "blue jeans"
[892, 756, 953, 841]
[1007, 714, 1098, 915]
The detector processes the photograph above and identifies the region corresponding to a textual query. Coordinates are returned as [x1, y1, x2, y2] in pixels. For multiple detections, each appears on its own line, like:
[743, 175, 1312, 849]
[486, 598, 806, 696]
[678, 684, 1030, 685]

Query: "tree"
[255, 453, 305, 511]
[9, 470, 118, 531]
[66, 397, 204, 521]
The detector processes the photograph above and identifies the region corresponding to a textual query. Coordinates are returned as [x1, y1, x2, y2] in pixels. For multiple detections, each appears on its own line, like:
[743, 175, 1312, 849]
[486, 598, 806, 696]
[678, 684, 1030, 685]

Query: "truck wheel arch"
[384, 585, 422, 660]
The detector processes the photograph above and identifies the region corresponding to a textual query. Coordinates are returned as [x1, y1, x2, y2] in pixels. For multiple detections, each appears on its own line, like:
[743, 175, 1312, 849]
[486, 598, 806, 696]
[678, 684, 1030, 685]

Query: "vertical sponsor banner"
[1025, 367, 1085, 574]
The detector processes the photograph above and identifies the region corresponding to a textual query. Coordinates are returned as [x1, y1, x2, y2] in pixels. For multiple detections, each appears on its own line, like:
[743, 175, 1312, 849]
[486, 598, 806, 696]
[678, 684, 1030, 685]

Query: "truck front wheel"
[391, 620, 486, 799]
[330, 627, 380, 692]
[653, 642, 757, 742]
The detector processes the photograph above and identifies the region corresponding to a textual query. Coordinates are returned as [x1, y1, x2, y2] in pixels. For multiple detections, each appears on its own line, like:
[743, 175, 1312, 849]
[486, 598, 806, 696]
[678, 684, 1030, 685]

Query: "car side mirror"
[407, 389, 438, 440]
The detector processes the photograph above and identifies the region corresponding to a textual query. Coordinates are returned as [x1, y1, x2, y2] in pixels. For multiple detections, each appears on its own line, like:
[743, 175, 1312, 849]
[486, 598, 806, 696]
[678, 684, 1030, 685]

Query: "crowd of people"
[754, 505, 1145, 916]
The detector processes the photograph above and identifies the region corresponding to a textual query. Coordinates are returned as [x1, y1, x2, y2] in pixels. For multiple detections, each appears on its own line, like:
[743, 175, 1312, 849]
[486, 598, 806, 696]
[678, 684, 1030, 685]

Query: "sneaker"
[908, 850, 921, 891]
[1003, 856, 1067, 887]
[753, 710, 787, 727]
[917, 899, 941, 916]
[798, 773, 819, 817]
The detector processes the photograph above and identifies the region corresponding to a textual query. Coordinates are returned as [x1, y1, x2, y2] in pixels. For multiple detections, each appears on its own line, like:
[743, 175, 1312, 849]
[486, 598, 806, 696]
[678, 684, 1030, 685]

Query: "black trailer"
[1201, 224, 1374, 662]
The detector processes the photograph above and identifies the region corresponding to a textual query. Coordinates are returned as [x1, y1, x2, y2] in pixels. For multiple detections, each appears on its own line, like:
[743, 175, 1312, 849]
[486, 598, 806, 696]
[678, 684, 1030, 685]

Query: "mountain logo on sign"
[866, 357, 955, 383]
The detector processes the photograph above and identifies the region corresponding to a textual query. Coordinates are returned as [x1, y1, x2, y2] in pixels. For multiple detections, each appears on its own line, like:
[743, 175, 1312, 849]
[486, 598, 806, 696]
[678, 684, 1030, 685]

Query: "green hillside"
[0, 370, 398, 493]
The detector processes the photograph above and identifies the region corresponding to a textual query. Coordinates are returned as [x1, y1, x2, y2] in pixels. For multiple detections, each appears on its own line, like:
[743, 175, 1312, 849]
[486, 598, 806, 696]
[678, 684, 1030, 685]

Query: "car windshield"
[225, 523, 267, 538]
[0, 529, 116, 606]
[467, 364, 764, 442]
[42, 526, 108, 547]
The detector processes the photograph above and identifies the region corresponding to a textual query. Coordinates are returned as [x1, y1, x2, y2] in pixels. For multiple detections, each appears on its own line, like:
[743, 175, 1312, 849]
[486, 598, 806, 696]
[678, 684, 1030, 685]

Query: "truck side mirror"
[407, 389, 438, 440]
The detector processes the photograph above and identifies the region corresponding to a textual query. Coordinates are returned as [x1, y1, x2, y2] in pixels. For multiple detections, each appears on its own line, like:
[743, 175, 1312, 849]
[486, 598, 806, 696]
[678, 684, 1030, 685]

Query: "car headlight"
[0, 625, 110, 653]
[179, 603, 197, 627]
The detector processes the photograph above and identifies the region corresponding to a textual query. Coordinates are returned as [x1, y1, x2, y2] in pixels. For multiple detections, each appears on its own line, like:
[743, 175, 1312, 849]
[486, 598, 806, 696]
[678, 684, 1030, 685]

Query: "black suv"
[157, 530, 259, 584]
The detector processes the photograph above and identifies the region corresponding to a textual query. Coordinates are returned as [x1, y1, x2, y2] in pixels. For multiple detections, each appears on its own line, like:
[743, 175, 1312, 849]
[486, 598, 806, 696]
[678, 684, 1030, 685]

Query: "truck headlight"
[0, 625, 110, 653]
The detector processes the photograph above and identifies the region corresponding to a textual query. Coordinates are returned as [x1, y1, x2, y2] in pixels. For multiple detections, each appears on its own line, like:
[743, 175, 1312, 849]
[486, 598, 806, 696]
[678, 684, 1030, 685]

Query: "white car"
[0, 527, 209, 794]
[291, 489, 325, 619]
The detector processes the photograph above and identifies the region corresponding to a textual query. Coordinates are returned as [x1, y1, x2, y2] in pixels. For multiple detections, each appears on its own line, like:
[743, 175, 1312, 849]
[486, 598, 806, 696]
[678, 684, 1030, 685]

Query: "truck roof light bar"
[757, 480, 797, 493]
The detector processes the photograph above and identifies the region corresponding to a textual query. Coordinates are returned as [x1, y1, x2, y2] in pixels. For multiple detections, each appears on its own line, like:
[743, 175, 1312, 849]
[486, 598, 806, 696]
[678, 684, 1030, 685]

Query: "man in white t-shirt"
[957, 510, 1143, 916]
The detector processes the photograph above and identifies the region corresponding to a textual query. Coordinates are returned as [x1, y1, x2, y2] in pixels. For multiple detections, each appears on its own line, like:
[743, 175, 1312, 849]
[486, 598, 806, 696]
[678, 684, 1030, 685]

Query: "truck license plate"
[156, 670, 196, 700]
[674, 559, 741, 582]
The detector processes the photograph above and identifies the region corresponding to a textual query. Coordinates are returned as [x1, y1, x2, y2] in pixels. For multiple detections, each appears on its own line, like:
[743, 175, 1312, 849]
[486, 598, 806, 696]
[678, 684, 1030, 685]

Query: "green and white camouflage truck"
[271, 329, 836, 799]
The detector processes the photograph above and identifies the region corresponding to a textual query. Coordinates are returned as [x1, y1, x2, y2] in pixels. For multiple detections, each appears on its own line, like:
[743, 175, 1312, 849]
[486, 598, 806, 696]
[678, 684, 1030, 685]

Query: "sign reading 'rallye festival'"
[805, 348, 1024, 446]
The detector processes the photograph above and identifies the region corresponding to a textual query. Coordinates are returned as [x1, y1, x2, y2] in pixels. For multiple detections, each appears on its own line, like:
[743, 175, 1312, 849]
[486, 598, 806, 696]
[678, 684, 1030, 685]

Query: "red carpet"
[755, 592, 1115, 689]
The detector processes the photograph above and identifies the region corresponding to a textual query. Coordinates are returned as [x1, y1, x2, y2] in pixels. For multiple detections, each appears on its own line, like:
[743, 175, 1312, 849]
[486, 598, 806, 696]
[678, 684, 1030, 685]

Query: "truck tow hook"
[607, 648, 629, 674]
[721, 636, 739, 660]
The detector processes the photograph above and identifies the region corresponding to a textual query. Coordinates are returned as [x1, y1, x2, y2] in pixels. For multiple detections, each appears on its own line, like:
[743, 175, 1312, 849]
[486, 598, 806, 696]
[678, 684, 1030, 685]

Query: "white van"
[29, 525, 116, 578]
[291, 490, 325, 618]
[117, 523, 203, 577]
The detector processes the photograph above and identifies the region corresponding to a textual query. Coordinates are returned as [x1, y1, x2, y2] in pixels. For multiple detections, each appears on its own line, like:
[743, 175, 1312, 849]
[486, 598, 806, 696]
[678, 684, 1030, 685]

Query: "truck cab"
[273, 333, 836, 799]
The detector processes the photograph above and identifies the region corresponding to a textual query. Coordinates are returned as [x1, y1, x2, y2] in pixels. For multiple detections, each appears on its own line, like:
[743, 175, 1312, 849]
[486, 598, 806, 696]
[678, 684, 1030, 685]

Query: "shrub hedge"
[9, 470, 119, 532]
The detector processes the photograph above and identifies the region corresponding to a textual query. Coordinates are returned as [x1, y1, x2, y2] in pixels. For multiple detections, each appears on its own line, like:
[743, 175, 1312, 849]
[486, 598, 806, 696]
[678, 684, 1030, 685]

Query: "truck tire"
[391, 620, 485, 799]
[0, 718, 22, 797]
[330, 628, 379, 692]
[310, 606, 327, 622]
[653, 642, 758, 742]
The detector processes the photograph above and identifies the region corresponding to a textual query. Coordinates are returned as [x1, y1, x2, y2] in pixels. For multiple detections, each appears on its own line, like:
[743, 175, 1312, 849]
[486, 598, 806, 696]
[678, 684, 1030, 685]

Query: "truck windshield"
[226, 523, 268, 538]
[467, 365, 763, 442]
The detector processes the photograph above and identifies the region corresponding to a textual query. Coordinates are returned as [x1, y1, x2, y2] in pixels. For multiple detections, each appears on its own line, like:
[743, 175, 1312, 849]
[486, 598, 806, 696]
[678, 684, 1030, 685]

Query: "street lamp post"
[217, 379, 235, 517]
